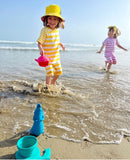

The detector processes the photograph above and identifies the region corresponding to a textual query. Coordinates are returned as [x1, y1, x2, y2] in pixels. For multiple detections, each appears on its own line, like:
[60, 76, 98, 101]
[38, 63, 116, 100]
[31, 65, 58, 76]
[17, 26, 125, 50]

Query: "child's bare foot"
[106, 69, 110, 72]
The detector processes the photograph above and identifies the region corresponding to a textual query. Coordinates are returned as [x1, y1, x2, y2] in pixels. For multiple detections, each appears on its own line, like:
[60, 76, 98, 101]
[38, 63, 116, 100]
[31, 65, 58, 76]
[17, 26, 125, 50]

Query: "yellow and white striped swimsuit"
[37, 27, 62, 76]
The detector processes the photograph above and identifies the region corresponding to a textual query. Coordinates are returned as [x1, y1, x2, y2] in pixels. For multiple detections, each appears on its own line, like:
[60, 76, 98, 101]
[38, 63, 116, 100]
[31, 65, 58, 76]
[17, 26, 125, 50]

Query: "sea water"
[0, 40, 130, 144]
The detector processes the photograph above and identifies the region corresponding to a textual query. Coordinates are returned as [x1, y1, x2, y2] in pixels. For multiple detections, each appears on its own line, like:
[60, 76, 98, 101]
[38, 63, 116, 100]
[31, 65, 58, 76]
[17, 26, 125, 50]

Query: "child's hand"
[97, 51, 101, 54]
[62, 46, 65, 51]
[40, 50, 44, 55]
[97, 45, 104, 54]
[59, 42, 65, 51]
[124, 49, 128, 51]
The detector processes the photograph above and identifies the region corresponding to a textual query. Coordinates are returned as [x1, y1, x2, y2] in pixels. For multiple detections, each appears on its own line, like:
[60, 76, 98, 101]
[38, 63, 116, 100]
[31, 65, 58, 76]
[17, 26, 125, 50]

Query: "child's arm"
[97, 44, 105, 53]
[38, 42, 44, 55]
[59, 42, 65, 51]
[117, 44, 128, 51]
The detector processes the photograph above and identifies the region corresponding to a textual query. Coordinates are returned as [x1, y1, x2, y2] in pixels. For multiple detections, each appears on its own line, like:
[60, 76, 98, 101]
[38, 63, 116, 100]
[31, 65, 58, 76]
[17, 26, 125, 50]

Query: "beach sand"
[0, 131, 130, 159]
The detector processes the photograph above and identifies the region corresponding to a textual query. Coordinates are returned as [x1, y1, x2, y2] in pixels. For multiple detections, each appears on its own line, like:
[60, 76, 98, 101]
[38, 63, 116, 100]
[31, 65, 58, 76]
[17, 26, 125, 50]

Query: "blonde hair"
[43, 16, 65, 29]
[116, 28, 121, 37]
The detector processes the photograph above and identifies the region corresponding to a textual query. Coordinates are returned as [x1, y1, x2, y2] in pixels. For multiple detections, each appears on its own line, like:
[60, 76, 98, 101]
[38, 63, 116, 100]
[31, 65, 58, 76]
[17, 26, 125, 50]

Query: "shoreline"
[0, 132, 130, 159]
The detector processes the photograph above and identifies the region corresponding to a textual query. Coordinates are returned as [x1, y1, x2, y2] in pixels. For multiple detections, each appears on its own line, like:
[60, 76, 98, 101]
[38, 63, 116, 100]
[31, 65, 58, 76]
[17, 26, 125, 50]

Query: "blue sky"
[0, 0, 130, 46]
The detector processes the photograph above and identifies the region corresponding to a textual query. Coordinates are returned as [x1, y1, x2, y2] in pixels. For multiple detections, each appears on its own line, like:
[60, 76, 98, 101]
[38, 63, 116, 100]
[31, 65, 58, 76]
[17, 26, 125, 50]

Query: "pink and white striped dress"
[103, 37, 120, 64]
[103, 37, 119, 54]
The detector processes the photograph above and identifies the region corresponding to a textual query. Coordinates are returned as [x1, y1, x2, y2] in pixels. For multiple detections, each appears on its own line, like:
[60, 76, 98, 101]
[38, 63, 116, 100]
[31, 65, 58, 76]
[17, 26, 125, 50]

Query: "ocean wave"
[65, 48, 97, 52]
[0, 40, 99, 51]
[64, 43, 99, 47]
[0, 40, 123, 52]
[0, 40, 99, 48]
[48, 124, 72, 132]
[0, 46, 98, 52]
[0, 40, 36, 45]
[0, 46, 38, 51]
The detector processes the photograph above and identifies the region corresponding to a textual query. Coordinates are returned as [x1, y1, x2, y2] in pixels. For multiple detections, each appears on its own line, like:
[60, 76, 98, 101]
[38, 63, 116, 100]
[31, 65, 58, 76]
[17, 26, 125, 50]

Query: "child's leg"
[45, 64, 53, 85]
[46, 76, 52, 85]
[105, 54, 113, 71]
[112, 55, 117, 65]
[105, 54, 110, 69]
[107, 63, 112, 71]
[105, 61, 108, 68]
[51, 75, 60, 85]
[52, 61, 62, 85]
[107, 55, 116, 71]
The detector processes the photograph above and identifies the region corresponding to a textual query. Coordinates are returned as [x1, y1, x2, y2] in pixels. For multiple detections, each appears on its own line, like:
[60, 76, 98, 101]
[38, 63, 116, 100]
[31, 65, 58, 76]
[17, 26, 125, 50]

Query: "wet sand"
[0, 132, 130, 159]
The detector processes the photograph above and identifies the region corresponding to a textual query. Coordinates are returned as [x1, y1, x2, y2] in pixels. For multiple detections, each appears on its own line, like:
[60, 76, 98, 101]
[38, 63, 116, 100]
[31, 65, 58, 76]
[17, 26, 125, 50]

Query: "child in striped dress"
[97, 26, 128, 71]
[37, 4, 65, 85]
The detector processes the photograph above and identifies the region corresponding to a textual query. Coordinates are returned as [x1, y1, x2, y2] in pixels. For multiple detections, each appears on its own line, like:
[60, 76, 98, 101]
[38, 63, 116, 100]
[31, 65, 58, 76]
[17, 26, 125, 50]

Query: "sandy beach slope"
[0, 132, 130, 159]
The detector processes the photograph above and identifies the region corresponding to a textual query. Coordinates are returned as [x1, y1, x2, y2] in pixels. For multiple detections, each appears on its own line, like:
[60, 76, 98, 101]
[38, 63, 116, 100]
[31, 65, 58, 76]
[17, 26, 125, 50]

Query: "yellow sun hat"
[41, 4, 65, 22]
[108, 26, 121, 36]
[108, 26, 117, 32]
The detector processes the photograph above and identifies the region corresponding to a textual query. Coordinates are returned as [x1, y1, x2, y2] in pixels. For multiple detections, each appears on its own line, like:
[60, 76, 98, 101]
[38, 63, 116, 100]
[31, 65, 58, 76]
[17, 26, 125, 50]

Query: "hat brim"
[41, 14, 65, 22]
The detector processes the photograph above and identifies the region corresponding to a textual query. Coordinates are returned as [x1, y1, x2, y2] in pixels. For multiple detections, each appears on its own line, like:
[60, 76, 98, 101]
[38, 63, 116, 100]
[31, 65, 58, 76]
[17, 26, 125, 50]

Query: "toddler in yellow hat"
[37, 4, 65, 85]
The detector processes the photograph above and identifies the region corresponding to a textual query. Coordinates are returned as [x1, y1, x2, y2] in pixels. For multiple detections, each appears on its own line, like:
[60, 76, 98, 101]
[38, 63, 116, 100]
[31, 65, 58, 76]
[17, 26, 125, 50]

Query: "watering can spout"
[35, 59, 38, 62]
[41, 148, 51, 159]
